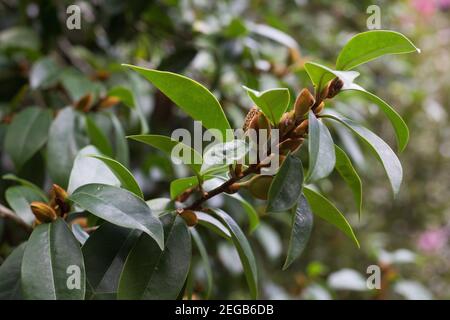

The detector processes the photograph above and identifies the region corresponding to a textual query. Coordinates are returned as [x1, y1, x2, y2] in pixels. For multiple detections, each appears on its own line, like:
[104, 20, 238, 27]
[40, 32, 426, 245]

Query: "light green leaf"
[243, 86, 290, 125]
[123, 65, 231, 141]
[267, 154, 303, 213]
[30, 57, 59, 89]
[21, 219, 86, 299]
[283, 195, 314, 270]
[46, 107, 81, 188]
[0, 242, 26, 300]
[69, 184, 164, 249]
[304, 61, 361, 93]
[5, 186, 47, 224]
[211, 209, 258, 299]
[323, 113, 402, 196]
[170, 175, 214, 200]
[4, 107, 52, 169]
[307, 112, 336, 182]
[2, 173, 48, 201]
[146, 198, 175, 216]
[196, 211, 231, 239]
[225, 193, 260, 233]
[129, 134, 203, 175]
[190, 228, 213, 299]
[303, 186, 359, 247]
[334, 145, 363, 218]
[82, 223, 139, 299]
[118, 215, 191, 299]
[110, 113, 130, 167]
[88, 154, 143, 199]
[85, 115, 113, 157]
[336, 30, 419, 70]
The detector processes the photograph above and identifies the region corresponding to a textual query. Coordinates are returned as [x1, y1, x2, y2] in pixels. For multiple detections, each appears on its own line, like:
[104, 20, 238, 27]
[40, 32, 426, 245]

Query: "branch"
[0, 203, 33, 233]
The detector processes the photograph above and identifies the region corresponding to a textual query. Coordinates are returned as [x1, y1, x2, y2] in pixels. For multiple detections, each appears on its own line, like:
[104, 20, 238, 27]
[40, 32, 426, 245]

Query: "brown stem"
[0, 203, 33, 234]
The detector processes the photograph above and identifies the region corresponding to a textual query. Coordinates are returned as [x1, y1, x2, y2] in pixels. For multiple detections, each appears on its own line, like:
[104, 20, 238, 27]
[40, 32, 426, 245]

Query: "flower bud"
[74, 93, 94, 112]
[243, 107, 259, 132]
[257, 112, 271, 140]
[278, 111, 295, 138]
[245, 175, 273, 200]
[98, 96, 120, 110]
[70, 217, 88, 228]
[278, 138, 304, 155]
[294, 88, 315, 122]
[226, 183, 241, 194]
[326, 77, 344, 99]
[314, 102, 324, 115]
[179, 209, 198, 227]
[292, 120, 309, 137]
[50, 184, 70, 217]
[30, 201, 58, 223]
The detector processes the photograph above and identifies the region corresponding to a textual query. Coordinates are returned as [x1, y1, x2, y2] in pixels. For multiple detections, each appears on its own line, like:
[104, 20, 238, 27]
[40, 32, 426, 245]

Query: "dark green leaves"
[211, 209, 258, 299]
[4, 107, 52, 169]
[303, 187, 359, 247]
[118, 215, 191, 299]
[243, 87, 290, 125]
[336, 30, 419, 70]
[123, 65, 231, 141]
[283, 195, 314, 270]
[324, 113, 402, 196]
[334, 145, 363, 218]
[307, 112, 336, 182]
[21, 219, 86, 299]
[267, 155, 303, 213]
[0, 243, 26, 299]
[69, 184, 164, 249]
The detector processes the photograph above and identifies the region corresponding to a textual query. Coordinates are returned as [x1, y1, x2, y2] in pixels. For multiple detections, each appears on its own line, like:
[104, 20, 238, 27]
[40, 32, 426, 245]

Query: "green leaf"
[339, 89, 409, 152]
[283, 195, 314, 270]
[123, 64, 231, 141]
[46, 107, 81, 188]
[118, 215, 191, 299]
[72, 224, 89, 245]
[323, 113, 402, 196]
[196, 211, 231, 239]
[225, 193, 260, 233]
[5, 186, 47, 224]
[88, 154, 143, 199]
[334, 145, 363, 218]
[21, 219, 86, 299]
[190, 228, 213, 299]
[170, 175, 213, 200]
[0, 242, 26, 300]
[2, 173, 48, 201]
[267, 154, 303, 213]
[211, 209, 258, 299]
[146, 198, 175, 216]
[303, 187, 359, 247]
[128, 134, 202, 175]
[110, 113, 130, 167]
[4, 107, 52, 169]
[85, 115, 113, 157]
[69, 184, 164, 249]
[67, 146, 120, 194]
[29, 57, 59, 89]
[82, 223, 139, 299]
[304, 62, 409, 152]
[307, 112, 336, 182]
[243, 86, 290, 125]
[336, 30, 420, 71]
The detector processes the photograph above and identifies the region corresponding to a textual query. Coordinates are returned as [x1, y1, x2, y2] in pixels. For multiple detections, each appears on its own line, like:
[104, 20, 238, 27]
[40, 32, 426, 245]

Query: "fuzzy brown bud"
[98, 96, 120, 110]
[49, 184, 70, 217]
[243, 107, 260, 132]
[278, 111, 295, 138]
[178, 209, 198, 227]
[278, 138, 304, 155]
[294, 88, 315, 122]
[30, 201, 58, 223]
[326, 77, 344, 99]
[314, 102, 325, 115]
[74, 93, 94, 112]
[292, 120, 309, 138]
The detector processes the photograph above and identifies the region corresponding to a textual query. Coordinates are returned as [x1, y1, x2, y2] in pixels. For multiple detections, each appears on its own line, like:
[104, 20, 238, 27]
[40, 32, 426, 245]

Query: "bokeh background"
[1, 0, 449, 299]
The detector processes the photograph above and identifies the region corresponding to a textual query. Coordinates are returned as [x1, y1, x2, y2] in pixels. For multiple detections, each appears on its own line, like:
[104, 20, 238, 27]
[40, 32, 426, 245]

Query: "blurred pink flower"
[411, 0, 437, 16]
[417, 227, 449, 253]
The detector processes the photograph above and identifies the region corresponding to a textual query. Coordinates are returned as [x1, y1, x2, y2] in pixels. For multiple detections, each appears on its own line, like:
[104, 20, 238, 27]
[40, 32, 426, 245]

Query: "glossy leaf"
[46, 107, 81, 188]
[323, 113, 402, 196]
[0, 243, 26, 300]
[69, 184, 164, 249]
[67, 146, 120, 194]
[128, 134, 202, 175]
[29, 57, 58, 89]
[118, 215, 191, 300]
[123, 65, 231, 141]
[72, 224, 89, 245]
[307, 112, 336, 182]
[267, 154, 303, 213]
[2, 173, 48, 201]
[336, 30, 419, 70]
[334, 145, 363, 218]
[4, 107, 52, 169]
[21, 219, 86, 299]
[243, 86, 290, 125]
[303, 187, 359, 247]
[211, 209, 258, 299]
[82, 223, 139, 299]
[225, 193, 260, 233]
[283, 195, 314, 270]
[146, 198, 175, 216]
[190, 228, 213, 298]
[5, 186, 47, 224]
[85, 115, 113, 157]
[89, 154, 143, 199]
[196, 211, 231, 239]
[110, 113, 130, 167]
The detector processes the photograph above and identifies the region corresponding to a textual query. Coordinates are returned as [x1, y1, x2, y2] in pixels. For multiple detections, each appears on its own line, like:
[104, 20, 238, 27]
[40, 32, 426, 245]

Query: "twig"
[0, 203, 33, 233]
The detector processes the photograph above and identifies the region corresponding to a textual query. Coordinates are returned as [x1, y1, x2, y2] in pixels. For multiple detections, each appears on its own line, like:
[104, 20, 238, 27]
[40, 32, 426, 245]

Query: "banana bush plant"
[0, 30, 419, 300]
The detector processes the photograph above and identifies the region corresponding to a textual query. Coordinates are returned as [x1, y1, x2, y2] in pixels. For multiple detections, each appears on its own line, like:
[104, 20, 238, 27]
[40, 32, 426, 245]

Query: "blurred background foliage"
[0, 0, 449, 299]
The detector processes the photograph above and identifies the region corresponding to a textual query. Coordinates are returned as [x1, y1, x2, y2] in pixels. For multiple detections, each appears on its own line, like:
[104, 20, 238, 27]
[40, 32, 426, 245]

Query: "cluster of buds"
[74, 93, 120, 113]
[30, 184, 71, 226]
[231, 77, 343, 200]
